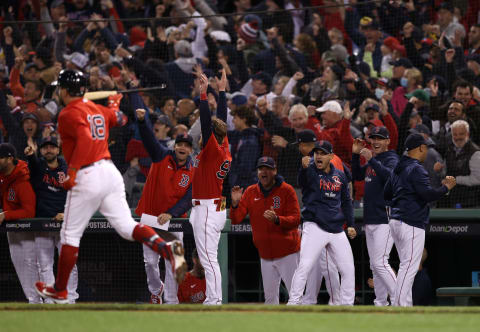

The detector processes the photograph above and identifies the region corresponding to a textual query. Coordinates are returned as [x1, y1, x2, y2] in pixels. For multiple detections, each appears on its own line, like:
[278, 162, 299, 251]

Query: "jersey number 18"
[87, 115, 106, 140]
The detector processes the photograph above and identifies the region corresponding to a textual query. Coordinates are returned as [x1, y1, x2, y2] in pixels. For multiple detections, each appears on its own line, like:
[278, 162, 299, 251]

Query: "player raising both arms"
[35, 69, 187, 304]
[190, 69, 231, 305]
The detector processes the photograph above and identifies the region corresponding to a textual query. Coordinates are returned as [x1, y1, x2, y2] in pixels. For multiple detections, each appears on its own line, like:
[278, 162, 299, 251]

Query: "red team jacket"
[192, 135, 232, 199]
[230, 178, 301, 260]
[0, 160, 36, 220]
[135, 153, 193, 218]
[177, 272, 206, 303]
[57, 98, 127, 170]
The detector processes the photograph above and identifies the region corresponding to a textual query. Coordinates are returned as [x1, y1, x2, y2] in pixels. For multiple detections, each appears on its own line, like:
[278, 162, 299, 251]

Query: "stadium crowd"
[0, 0, 479, 304]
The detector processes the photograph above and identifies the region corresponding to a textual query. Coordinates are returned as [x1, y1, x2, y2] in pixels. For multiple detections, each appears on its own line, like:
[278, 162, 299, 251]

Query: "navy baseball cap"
[390, 58, 413, 69]
[155, 114, 173, 128]
[21, 113, 39, 124]
[295, 129, 317, 144]
[405, 133, 428, 151]
[256, 156, 276, 169]
[369, 126, 390, 139]
[175, 133, 193, 146]
[365, 104, 380, 112]
[312, 140, 333, 154]
[252, 72, 272, 89]
[409, 124, 431, 136]
[0, 143, 16, 159]
[40, 136, 59, 148]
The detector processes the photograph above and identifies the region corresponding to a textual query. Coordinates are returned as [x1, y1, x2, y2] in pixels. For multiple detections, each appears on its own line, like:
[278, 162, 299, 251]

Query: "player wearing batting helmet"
[384, 133, 456, 306]
[352, 126, 399, 306]
[35, 69, 187, 304]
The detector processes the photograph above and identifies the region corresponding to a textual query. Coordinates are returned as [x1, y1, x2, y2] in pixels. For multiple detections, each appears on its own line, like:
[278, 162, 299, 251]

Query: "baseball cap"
[369, 126, 390, 139]
[256, 156, 276, 169]
[21, 113, 39, 124]
[437, 2, 454, 12]
[40, 136, 59, 148]
[359, 16, 379, 30]
[316, 100, 343, 115]
[390, 58, 413, 69]
[24, 62, 39, 72]
[64, 52, 89, 70]
[409, 124, 431, 136]
[0, 143, 17, 159]
[466, 54, 480, 66]
[295, 129, 317, 144]
[228, 92, 248, 106]
[174, 133, 193, 146]
[405, 89, 430, 103]
[155, 114, 173, 128]
[405, 133, 428, 151]
[365, 104, 380, 112]
[210, 31, 231, 43]
[312, 140, 333, 154]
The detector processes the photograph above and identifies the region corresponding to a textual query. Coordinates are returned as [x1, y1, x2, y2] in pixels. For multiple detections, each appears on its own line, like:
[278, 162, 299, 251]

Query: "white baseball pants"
[288, 222, 355, 306]
[143, 231, 184, 303]
[302, 247, 341, 305]
[61, 160, 137, 247]
[389, 219, 425, 307]
[7, 232, 42, 303]
[260, 252, 299, 304]
[35, 231, 79, 303]
[365, 224, 397, 306]
[190, 199, 226, 305]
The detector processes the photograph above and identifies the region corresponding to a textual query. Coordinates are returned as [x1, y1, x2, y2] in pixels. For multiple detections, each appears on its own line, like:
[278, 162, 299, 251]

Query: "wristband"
[200, 93, 207, 100]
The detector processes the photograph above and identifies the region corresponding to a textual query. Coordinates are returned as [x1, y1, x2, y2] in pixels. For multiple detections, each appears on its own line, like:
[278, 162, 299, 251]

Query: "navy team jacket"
[352, 150, 399, 224]
[27, 154, 68, 218]
[384, 155, 448, 229]
[298, 162, 354, 233]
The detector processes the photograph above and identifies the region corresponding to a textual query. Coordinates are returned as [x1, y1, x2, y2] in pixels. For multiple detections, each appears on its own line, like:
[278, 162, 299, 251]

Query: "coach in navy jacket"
[299, 143, 354, 233]
[384, 134, 455, 229]
[384, 133, 456, 307]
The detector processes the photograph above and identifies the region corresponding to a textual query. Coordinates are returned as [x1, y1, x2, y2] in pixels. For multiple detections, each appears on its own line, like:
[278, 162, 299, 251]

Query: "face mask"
[400, 77, 408, 88]
[375, 88, 385, 100]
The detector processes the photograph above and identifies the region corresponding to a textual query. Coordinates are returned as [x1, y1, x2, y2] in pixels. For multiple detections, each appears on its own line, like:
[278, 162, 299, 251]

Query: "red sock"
[55, 244, 79, 291]
[132, 224, 168, 258]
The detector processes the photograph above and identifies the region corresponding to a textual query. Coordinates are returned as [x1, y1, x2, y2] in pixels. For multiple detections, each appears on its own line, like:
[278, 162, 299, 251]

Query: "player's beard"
[43, 154, 57, 163]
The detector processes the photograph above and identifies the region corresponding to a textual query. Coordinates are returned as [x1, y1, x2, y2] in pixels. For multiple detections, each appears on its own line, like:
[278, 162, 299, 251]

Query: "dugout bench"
[436, 287, 480, 306]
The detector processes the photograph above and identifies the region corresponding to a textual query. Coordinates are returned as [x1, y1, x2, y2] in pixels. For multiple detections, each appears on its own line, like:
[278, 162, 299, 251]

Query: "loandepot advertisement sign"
[429, 224, 470, 234]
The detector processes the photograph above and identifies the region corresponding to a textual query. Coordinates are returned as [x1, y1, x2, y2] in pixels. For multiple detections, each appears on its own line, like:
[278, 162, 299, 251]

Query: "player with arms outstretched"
[35, 70, 187, 304]
[190, 69, 231, 305]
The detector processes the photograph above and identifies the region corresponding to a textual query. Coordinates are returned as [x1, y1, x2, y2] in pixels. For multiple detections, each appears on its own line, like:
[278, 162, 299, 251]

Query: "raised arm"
[198, 73, 213, 147]
[229, 186, 249, 225]
[216, 68, 228, 122]
[136, 108, 169, 162]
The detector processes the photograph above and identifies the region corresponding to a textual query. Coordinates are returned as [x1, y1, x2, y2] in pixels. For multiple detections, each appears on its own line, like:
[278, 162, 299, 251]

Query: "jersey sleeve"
[340, 173, 354, 227]
[4, 182, 36, 220]
[230, 187, 250, 225]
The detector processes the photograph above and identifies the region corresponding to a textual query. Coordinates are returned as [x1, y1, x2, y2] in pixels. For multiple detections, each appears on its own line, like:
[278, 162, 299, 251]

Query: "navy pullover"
[384, 156, 448, 229]
[352, 150, 399, 224]
[298, 162, 354, 233]
[27, 154, 68, 218]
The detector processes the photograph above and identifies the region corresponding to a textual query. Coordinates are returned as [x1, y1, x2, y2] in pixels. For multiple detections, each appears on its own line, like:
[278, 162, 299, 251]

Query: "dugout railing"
[0, 209, 479, 304]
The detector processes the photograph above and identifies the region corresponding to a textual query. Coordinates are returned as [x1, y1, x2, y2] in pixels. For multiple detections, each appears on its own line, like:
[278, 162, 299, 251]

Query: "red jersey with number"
[192, 135, 231, 199]
[58, 98, 127, 170]
[177, 272, 206, 303]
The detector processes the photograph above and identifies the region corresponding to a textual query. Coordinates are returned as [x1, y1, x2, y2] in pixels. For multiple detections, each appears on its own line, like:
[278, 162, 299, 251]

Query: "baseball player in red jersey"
[135, 108, 194, 304]
[177, 248, 206, 304]
[230, 156, 301, 304]
[0, 143, 39, 303]
[190, 70, 231, 305]
[34, 70, 187, 304]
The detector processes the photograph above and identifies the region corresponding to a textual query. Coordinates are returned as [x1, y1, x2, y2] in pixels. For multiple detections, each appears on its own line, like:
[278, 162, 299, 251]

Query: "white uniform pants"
[143, 231, 184, 303]
[302, 247, 341, 305]
[288, 222, 355, 306]
[7, 232, 42, 303]
[35, 232, 79, 303]
[61, 160, 137, 247]
[389, 219, 425, 307]
[190, 200, 226, 305]
[260, 252, 299, 304]
[365, 224, 397, 306]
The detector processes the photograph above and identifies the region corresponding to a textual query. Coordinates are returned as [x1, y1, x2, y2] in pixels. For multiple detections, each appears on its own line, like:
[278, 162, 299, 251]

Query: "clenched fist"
[302, 156, 311, 169]
[136, 108, 146, 121]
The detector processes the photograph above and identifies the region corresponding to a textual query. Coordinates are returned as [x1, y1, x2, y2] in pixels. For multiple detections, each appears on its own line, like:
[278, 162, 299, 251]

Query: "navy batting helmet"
[56, 69, 87, 97]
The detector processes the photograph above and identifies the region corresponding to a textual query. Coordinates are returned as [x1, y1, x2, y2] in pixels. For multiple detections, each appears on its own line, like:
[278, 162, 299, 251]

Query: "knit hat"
[238, 21, 259, 44]
[0, 143, 16, 159]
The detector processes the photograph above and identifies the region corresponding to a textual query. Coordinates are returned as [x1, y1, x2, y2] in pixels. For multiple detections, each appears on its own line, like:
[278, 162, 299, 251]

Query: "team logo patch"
[7, 188, 15, 201]
[332, 176, 341, 185]
[272, 196, 281, 209]
[179, 174, 190, 187]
